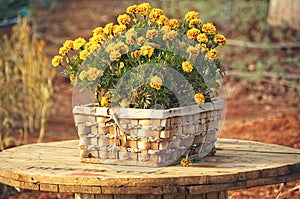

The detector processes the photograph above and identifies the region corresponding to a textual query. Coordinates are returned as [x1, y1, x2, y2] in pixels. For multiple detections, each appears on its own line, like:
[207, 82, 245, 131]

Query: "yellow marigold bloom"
[51, 55, 63, 67]
[186, 46, 199, 57]
[214, 33, 226, 46]
[73, 37, 87, 50]
[86, 67, 103, 81]
[162, 30, 178, 41]
[63, 40, 73, 50]
[92, 27, 104, 36]
[194, 93, 205, 105]
[146, 29, 158, 39]
[131, 50, 141, 59]
[180, 159, 192, 167]
[137, 36, 146, 45]
[140, 45, 154, 57]
[185, 11, 199, 21]
[156, 15, 169, 26]
[79, 71, 87, 80]
[202, 22, 216, 35]
[150, 76, 163, 90]
[110, 51, 122, 61]
[197, 33, 208, 43]
[189, 18, 202, 28]
[100, 96, 109, 107]
[59, 46, 69, 56]
[87, 42, 100, 52]
[168, 19, 179, 30]
[117, 14, 131, 25]
[137, 3, 151, 16]
[114, 42, 129, 53]
[200, 43, 209, 52]
[182, 61, 193, 73]
[186, 28, 201, 39]
[119, 62, 125, 69]
[205, 48, 219, 60]
[90, 34, 106, 44]
[149, 8, 164, 22]
[113, 24, 127, 35]
[104, 23, 114, 35]
[79, 49, 90, 60]
[126, 5, 138, 14]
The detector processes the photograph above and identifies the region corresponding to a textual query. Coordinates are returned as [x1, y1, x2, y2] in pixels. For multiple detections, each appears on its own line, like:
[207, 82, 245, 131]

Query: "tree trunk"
[268, 0, 300, 30]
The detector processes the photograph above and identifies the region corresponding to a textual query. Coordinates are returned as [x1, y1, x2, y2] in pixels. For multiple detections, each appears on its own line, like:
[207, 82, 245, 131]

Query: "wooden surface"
[0, 138, 300, 196]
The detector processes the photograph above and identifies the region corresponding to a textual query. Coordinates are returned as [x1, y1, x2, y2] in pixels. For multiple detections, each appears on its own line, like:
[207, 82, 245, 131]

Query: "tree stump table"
[0, 138, 299, 199]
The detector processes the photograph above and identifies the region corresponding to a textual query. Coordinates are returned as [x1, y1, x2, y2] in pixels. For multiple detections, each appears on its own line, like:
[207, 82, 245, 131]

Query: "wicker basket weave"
[73, 99, 224, 166]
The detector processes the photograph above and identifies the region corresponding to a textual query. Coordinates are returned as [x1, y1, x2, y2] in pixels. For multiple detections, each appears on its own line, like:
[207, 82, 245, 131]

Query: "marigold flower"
[197, 33, 208, 43]
[186, 28, 201, 39]
[162, 30, 178, 41]
[117, 14, 131, 25]
[79, 49, 90, 60]
[137, 3, 151, 16]
[63, 40, 73, 50]
[79, 71, 87, 80]
[149, 8, 164, 22]
[126, 5, 138, 14]
[182, 61, 193, 73]
[113, 24, 127, 35]
[140, 45, 154, 57]
[167, 19, 179, 30]
[58, 46, 69, 56]
[202, 22, 216, 35]
[185, 11, 199, 21]
[186, 46, 199, 57]
[137, 36, 146, 45]
[92, 27, 105, 36]
[104, 23, 114, 35]
[73, 37, 87, 50]
[205, 48, 219, 60]
[150, 76, 162, 90]
[180, 158, 192, 167]
[100, 96, 109, 107]
[194, 93, 205, 105]
[110, 51, 122, 61]
[119, 62, 125, 69]
[131, 50, 141, 59]
[156, 15, 169, 26]
[189, 18, 202, 28]
[214, 33, 226, 46]
[114, 42, 129, 53]
[146, 29, 158, 39]
[51, 55, 63, 67]
[86, 67, 103, 81]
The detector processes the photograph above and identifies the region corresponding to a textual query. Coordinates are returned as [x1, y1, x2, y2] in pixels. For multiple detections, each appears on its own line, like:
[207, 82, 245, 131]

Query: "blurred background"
[0, 0, 299, 198]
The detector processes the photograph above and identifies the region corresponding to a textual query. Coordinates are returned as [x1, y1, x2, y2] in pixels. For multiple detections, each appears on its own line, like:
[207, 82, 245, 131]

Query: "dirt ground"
[3, 0, 300, 198]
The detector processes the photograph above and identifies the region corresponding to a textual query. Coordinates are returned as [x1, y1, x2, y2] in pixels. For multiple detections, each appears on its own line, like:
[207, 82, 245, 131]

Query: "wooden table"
[0, 139, 299, 199]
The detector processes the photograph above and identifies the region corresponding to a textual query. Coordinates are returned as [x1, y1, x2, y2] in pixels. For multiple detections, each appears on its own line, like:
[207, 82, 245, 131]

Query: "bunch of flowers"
[52, 2, 226, 109]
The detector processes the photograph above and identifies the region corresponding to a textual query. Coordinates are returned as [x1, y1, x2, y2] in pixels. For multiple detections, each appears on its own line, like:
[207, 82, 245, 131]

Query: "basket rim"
[73, 98, 224, 119]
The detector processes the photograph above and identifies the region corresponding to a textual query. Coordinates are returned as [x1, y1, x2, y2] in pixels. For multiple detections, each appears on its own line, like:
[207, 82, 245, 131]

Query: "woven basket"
[73, 99, 224, 167]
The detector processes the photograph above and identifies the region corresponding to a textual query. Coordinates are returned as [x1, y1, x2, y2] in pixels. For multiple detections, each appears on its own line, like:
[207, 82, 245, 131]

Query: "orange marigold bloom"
[126, 5, 138, 14]
[205, 48, 219, 60]
[58, 46, 69, 56]
[214, 33, 226, 46]
[197, 33, 208, 43]
[131, 50, 141, 59]
[182, 61, 193, 73]
[184, 11, 199, 21]
[104, 23, 114, 35]
[117, 14, 131, 25]
[168, 19, 179, 30]
[51, 55, 63, 67]
[113, 24, 127, 35]
[92, 27, 105, 36]
[137, 3, 151, 16]
[149, 8, 164, 22]
[140, 45, 154, 57]
[189, 18, 202, 28]
[150, 76, 163, 90]
[194, 93, 205, 105]
[63, 40, 73, 50]
[186, 28, 201, 39]
[156, 15, 169, 26]
[202, 22, 216, 35]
